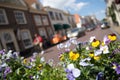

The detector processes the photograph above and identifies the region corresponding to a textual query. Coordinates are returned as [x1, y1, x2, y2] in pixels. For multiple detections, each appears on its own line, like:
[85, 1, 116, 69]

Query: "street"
[34, 27, 118, 65]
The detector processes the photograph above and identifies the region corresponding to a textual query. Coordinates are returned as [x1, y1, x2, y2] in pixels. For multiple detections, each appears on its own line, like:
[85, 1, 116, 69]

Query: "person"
[33, 34, 44, 54]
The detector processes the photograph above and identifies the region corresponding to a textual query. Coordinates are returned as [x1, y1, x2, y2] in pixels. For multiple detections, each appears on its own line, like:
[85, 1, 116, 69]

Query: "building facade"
[44, 7, 72, 36]
[105, 0, 120, 26]
[0, 0, 53, 53]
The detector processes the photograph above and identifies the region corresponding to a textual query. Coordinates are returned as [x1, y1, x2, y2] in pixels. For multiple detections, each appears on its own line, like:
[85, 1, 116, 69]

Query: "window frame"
[14, 11, 27, 24]
[33, 15, 42, 26]
[21, 30, 33, 49]
[0, 9, 8, 25]
[41, 16, 49, 25]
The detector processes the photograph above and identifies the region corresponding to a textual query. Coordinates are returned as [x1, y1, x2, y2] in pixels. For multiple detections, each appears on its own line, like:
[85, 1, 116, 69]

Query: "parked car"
[86, 25, 95, 32]
[101, 22, 110, 29]
[67, 27, 85, 38]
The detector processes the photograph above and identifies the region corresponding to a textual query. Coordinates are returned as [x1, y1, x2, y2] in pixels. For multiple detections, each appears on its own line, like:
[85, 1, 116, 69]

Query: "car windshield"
[71, 28, 79, 32]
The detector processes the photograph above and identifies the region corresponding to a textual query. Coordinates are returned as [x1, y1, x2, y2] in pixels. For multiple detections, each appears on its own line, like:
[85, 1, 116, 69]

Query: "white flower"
[0, 63, 8, 67]
[79, 61, 94, 67]
[94, 49, 102, 56]
[67, 63, 81, 78]
[79, 57, 93, 67]
[100, 45, 109, 54]
[67, 63, 75, 71]
[89, 36, 96, 43]
[40, 57, 45, 62]
[81, 57, 91, 62]
[72, 68, 81, 78]
[64, 41, 71, 48]
[86, 46, 90, 50]
[6, 50, 12, 59]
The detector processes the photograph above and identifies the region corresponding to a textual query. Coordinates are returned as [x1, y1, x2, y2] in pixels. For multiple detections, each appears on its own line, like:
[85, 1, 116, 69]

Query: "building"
[105, 0, 120, 36]
[0, 0, 53, 54]
[24, 0, 53, 41]
[105, 0, 120, 25]
[44, 6, 72, 36]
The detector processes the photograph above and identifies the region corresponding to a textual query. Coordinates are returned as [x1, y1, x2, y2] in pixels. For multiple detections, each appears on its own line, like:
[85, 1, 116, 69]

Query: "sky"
[39, 0, 106, 20]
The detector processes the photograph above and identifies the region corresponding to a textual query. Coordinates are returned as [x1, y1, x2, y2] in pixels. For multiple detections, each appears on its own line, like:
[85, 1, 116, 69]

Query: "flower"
[66, 64, 81, 80]
[89, 36, 96, 43]
[103, 35, 111, 45]
[89, 52, 94, 57]
[108, 33, 117, 41]
[94, 49, 102, 56]
[69, 51, 79, 61]
[59, 54, 64, 61]
[94, 56, 101, 61]
[23, 59, 27, 64]
[91, 39, 100, 48]
[4, 67, 12, 78]
[100, 45, 109, 54]
[112, 62, 120, 74]
[37, 64, 42, 71]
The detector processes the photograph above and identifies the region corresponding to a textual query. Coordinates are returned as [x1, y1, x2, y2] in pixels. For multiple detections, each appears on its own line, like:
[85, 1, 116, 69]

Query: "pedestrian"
[33, 34, 44, 54]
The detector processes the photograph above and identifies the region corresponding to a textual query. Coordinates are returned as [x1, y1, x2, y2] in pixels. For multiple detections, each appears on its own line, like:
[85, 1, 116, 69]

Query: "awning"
[63, 24, 70, 29]
[54, 24, 63, 31]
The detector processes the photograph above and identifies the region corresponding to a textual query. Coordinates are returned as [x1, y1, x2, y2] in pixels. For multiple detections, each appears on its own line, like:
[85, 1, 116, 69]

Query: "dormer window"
[36, 4, 40, 10]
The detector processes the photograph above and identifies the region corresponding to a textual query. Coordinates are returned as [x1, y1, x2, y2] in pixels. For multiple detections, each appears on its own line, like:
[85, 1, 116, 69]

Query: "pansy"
[94, 56, 101, 61]
[69, 51, 79, 61]
[59, 54, 64, 61]
[112, 62, 120, 74]
[89, 52, 94, 57]
[94, 49, 102, 56]
[37, 64, 42, 71]
[100, 45, 109, 54]
[108, 33, 117, 41]
[79, 57, 94, 66]
[91, 39, 100, 48]
[89, 36, 96, 43]
[4, 67, 12, 78]
[103, 35, 111, 45]
[23, 59, 27, 64]
[66, 64, 81, 80]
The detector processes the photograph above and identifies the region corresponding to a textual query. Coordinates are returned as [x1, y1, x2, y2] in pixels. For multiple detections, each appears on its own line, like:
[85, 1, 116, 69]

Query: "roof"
[24, 0, 47, 14]
[0, 0, 27, 10]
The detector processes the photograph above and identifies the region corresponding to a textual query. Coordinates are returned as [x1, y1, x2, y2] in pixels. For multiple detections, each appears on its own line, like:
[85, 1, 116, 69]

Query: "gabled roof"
[0, 0, 27, 10]
[24, 0, 47, 14]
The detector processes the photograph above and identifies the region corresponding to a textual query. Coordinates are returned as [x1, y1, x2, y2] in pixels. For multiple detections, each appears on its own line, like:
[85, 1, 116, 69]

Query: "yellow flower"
[108, 34, 117, 41]
[112, 64, 117, 69]
[59, 54, 64, 61]
[91, 39, 100, 48]
[37, 64, 42, 70]
[101, 42, 105, 46]
[23, 59, 27, 64]
[94, 56, 100, 61]
[89, 53, 94, 57]
[69, 51, 79, 61]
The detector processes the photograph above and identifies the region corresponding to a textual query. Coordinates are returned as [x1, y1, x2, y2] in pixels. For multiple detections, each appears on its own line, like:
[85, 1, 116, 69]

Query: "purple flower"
[4, 67, 12, 77]
[67, 73, 75, 80]
[103, 35, 111, 45]
[112, 62, 120, 74]
[0, 49, 5, 55]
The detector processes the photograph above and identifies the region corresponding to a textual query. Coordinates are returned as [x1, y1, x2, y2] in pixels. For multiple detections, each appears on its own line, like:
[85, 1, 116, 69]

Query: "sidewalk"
[110, 25, 120, 40]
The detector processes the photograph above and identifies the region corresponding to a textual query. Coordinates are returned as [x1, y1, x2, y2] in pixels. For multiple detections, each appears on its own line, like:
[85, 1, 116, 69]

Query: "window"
[14, 11, 27, 24]
[38, 28, 47, 39]
[48, 11, 55, 20]
[68, 17, 70, 23]
[0, 9, 8, 25]
[21, 30, 33, 49]
[55, 12, 59, 20]
[2, 32, 15, 50]
[0, 41, 3, 50]
[34, 15, 42, 26]
[41, 16, 49, 25]
[59, 13, 63, 20]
